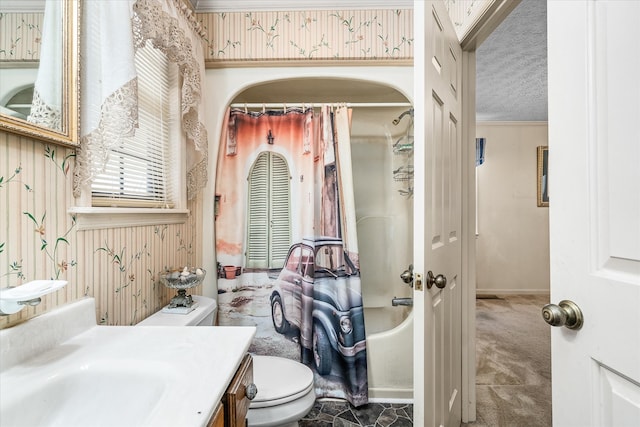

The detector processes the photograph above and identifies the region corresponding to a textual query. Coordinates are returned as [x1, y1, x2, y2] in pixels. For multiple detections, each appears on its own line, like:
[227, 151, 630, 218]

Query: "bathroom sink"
[1, 363, 168, 426]
[0, 298, 256, 427]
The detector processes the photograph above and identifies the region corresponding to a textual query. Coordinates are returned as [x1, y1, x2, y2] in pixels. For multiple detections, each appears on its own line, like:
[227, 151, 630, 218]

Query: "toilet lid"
[250, 355, 315, 409]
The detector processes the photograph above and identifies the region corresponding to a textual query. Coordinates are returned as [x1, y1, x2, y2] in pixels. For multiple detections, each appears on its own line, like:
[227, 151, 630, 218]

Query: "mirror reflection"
[0, 0, 64, 133]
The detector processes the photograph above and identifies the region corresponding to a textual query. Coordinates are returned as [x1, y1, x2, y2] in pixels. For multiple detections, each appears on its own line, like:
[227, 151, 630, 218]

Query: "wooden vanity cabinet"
[207, 402, 224, 427]
[220, 353, 254, 427]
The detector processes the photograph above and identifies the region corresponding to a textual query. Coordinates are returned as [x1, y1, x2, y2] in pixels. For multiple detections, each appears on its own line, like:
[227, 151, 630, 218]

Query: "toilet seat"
[246, 387, 316, 427]
[250, 355, 315, 409]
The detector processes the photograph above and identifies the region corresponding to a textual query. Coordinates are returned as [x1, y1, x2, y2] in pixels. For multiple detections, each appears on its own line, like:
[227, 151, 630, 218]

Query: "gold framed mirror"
[0, 0, 79, 147]
[537, 145, 549, 207]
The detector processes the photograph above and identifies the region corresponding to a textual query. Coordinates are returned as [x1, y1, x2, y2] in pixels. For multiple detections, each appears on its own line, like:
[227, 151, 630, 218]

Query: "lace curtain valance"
[74, 0, 208, 200]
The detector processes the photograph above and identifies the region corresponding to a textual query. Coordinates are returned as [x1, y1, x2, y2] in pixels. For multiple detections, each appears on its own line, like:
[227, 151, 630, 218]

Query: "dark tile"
[404, 404, 413, 420]
[394, 408, 411, 420]
[303, 405, 323, 419]
[376, 408, 399, 426]
[387, 403, 411, 414]
[337, 408, 360, 424]
[389, 416, 414, 427]
[352, 403, 386, 425]
[335, 419, 361, 427]
[301, 403, 337, 423]
[300, 421, 332, 427]
[301, 399, 414, 426]
[323, 401, 352, 416]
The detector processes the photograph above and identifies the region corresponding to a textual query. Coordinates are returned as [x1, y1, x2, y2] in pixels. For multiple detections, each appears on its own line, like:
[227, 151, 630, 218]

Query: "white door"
[547, 1, 640, 426]
[414, 2, 463, 426]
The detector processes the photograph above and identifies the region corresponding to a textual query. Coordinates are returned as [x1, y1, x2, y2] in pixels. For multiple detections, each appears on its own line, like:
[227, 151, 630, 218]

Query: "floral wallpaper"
[1, 4, 493, 64]
[443, 0, 494, 40]
[196, 9, 413, 63]
[0, 13, 43, 61]
[0, 132, 202, 329]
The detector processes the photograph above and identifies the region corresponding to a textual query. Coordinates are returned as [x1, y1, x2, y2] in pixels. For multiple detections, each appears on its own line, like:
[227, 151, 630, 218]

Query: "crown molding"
[0, 0, 45, 12]
[192, 0, 413, 12]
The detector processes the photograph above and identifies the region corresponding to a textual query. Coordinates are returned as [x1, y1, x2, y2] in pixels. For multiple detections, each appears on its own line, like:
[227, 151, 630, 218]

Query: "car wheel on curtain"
[313, 322, 332, 375]
[271, 294, 290, 334]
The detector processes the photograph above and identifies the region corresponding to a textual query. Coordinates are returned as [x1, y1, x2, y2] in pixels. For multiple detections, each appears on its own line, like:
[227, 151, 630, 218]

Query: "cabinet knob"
[246, 383, 258, 400]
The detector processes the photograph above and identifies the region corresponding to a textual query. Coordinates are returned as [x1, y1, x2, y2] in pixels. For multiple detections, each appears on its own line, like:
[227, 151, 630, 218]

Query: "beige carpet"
[463, 294, 552, 427]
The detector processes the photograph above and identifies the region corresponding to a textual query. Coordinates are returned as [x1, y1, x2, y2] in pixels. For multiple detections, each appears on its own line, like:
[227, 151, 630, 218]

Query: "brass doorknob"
[426, 271, 447, 289]
[542, 300, 583, 330]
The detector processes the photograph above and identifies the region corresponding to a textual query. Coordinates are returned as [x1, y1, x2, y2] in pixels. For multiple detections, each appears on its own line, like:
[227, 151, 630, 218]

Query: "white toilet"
[137, 295, 218, 326]
[245, 355, 315, 427]
[138, 295, 316, 427]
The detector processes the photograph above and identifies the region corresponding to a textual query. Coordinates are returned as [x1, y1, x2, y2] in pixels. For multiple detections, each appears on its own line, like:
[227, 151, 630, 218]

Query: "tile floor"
[300, 400, 413, 427]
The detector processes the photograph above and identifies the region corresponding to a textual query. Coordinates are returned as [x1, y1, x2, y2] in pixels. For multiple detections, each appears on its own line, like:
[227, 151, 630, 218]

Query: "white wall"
[475, 122, 549, 294]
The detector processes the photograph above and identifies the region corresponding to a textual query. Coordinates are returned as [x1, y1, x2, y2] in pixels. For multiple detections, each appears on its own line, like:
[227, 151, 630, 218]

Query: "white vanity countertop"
[0, 298, 255, 427]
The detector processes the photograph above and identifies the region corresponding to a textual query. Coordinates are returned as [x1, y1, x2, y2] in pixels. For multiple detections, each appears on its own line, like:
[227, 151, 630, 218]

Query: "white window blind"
[92, 41, 178, 208]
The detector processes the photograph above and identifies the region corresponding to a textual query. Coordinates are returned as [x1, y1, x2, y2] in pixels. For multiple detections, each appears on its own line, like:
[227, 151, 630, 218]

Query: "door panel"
[548, 1, 640, 425]
[414, 1, 463, 426]
[595, 364, 640, 427]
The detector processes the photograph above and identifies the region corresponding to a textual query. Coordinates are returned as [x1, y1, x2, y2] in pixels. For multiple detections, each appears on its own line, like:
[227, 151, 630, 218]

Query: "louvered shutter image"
[246, 152, 292, 269]
[269, 154, 292, 266]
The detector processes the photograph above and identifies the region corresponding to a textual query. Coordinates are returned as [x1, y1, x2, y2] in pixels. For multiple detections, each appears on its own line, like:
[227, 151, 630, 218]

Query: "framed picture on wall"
[537, 146, 549, 207]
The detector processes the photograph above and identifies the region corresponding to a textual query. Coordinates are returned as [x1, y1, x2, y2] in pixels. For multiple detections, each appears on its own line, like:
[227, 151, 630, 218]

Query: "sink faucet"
[392, 297, 413, 307]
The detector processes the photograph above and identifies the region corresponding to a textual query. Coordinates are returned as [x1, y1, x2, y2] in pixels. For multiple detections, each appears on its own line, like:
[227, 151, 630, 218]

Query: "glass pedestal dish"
[159, 268, 206, 314]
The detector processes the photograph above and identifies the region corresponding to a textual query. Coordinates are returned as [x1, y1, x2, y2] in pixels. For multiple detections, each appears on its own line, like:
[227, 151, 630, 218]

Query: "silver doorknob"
[542, 300, 583, 330]
[400, 264, 414, 285]
[426, 271, 447, 289]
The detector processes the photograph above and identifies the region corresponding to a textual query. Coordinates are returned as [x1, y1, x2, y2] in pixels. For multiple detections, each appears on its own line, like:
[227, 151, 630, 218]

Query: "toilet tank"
[137, 295, 217, 326]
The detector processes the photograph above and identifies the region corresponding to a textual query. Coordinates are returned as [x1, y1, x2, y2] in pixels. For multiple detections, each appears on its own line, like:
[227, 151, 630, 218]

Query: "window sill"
[68, 207, 190, 230]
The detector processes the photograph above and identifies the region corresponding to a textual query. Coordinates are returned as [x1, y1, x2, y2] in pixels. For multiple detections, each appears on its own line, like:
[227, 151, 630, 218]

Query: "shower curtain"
[215, 105, 368, 406]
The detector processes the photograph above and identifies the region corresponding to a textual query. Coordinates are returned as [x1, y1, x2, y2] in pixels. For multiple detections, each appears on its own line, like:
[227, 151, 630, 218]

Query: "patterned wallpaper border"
[196, 9, 413, 64]
[1, 3, 494, 65]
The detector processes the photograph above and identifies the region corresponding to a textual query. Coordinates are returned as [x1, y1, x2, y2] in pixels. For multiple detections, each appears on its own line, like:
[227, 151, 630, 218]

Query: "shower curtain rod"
[229, 102, 412, 109]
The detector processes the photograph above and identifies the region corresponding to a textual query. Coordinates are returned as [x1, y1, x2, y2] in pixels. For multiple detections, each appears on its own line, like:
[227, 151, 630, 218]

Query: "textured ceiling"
[476, 0, 548, 122]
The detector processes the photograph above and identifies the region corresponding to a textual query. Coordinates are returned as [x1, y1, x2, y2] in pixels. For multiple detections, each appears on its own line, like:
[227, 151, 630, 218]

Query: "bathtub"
[365, 306, 413, 401]
[352, 128, 414, 402]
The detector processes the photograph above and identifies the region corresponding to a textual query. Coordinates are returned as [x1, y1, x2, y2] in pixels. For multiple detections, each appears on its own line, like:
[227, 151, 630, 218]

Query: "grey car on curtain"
[270, 237, 366, 375]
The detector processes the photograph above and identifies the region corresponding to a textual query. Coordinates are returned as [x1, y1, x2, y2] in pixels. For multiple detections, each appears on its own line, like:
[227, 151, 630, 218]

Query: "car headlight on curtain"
[340, 316, 353, 334]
